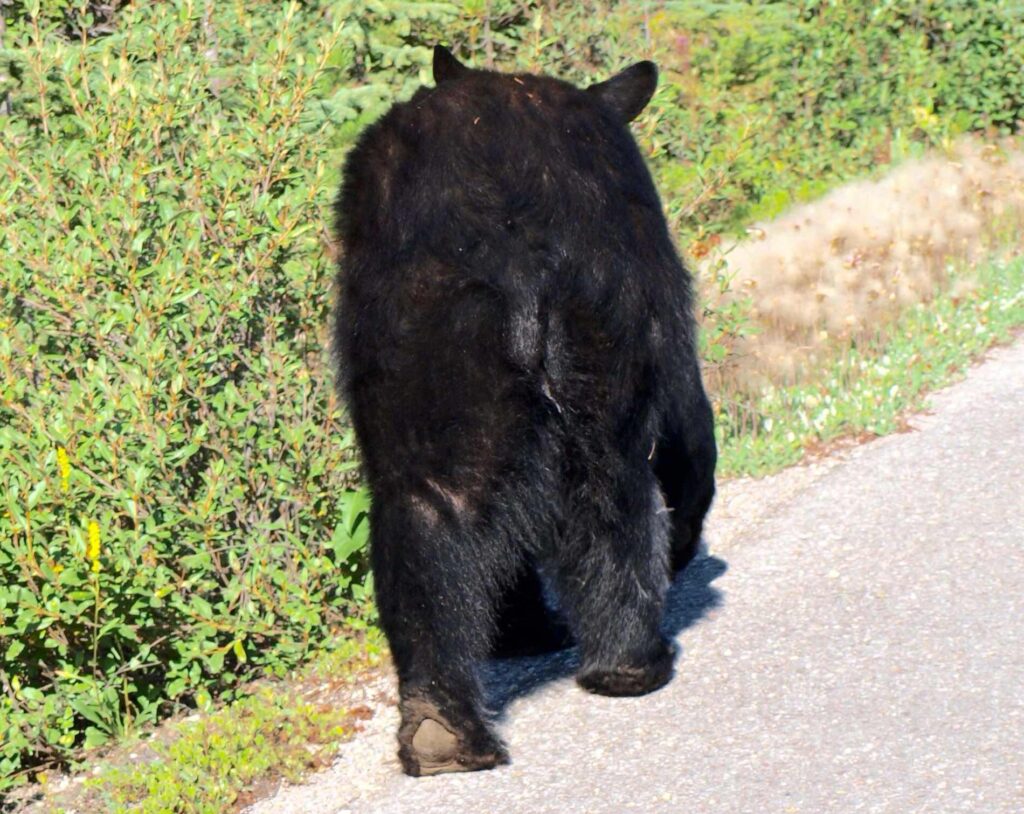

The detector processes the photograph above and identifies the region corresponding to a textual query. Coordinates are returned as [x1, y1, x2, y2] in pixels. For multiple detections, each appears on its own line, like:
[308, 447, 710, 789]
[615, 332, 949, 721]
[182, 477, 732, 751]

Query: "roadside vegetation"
[85, 633, 385, 814]
[2, 0, 1022, 806]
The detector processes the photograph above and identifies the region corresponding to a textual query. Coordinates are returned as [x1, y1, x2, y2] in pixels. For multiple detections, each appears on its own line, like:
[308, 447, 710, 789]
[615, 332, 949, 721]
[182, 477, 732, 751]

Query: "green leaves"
[0, 0, 366, 784]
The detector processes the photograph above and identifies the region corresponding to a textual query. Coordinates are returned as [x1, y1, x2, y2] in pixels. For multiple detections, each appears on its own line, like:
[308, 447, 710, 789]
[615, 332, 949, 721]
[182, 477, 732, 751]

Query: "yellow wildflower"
[87, 520, 101, 572]
[57, 446, 71, 492]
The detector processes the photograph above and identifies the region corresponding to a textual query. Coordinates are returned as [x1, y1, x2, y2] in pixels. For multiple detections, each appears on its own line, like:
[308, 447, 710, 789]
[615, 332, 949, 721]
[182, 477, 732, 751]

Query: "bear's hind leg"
[654, 380, 717, 573]
[491, 559, 573, 658]
[552, 462, 675, 697]
[370, 494, 511, 776]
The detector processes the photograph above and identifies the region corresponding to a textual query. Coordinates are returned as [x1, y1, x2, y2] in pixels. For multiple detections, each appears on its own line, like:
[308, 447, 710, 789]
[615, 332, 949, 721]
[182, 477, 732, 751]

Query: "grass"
[95, 692, 351, 814]
[16, 630, 386, 814]
[702, 140, 1024, 394]
[717, 253, 1024, 477]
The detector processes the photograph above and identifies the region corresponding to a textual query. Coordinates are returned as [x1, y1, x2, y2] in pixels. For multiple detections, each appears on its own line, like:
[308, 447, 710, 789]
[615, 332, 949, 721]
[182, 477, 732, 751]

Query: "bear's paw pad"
[411, 718, 459, 764]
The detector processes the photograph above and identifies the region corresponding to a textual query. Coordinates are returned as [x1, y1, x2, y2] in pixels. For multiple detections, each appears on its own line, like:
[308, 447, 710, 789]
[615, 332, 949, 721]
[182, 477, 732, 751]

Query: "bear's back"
[331, 59, 703, 505]
[335, 70, 667, 274]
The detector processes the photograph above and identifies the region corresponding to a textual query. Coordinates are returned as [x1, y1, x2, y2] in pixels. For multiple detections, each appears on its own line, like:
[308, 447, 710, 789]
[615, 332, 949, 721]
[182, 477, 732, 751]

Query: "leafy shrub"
[637, 0, 1023, 232]
[0, 0, 373, 782]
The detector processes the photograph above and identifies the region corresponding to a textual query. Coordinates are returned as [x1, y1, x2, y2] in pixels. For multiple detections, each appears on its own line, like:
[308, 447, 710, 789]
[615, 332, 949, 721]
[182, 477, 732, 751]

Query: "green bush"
[633, 0, 1024, 232]
[0, 0, 376, 782]
[1, 0, 1022, 785]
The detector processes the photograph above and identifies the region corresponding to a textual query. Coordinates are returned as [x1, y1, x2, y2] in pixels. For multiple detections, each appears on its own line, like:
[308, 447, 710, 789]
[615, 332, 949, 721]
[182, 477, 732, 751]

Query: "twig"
[0, 7, 11, 116]
[484, 1, 494, 68]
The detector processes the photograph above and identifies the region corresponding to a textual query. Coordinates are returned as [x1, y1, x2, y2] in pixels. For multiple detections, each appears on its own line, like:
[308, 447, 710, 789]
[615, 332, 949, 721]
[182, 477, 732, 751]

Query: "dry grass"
[704, 139, 1024, 394]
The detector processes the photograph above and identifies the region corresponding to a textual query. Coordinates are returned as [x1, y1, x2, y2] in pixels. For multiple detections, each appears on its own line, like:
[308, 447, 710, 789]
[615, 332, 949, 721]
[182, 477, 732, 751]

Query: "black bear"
[332, 46, 716, 776]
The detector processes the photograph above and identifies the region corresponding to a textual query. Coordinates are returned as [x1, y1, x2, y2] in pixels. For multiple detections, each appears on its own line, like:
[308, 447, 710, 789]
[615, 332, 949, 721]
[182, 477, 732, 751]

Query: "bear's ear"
[433, 45, 469, 84]
[586, 61, 658, 123]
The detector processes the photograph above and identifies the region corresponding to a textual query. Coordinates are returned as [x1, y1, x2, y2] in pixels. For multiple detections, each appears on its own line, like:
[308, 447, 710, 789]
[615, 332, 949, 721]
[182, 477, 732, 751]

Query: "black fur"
[332, 46, 716, 776]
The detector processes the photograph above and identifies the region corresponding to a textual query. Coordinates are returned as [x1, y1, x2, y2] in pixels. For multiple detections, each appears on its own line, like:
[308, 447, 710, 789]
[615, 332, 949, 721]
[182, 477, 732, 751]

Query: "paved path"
[249, 339, 1024, 814]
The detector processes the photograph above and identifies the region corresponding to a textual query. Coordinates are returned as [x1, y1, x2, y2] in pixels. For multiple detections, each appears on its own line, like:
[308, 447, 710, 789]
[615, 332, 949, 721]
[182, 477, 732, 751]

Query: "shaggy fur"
[332, 46, 716, 776]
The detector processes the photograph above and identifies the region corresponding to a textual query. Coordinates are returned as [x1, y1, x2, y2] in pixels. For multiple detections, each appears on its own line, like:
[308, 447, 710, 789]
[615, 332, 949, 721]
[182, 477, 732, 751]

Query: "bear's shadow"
[481, 549, 728, 717]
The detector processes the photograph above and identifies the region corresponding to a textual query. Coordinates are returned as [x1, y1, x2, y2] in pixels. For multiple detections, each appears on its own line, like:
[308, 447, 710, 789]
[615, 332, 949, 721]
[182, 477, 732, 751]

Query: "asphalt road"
[249, 339, 1024, 814]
